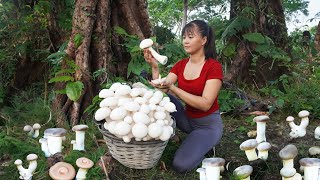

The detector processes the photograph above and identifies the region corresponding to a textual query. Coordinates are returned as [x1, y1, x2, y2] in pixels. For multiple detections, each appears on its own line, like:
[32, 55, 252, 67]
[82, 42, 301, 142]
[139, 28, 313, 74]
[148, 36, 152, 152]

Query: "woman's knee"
[172, 157, 190, 173]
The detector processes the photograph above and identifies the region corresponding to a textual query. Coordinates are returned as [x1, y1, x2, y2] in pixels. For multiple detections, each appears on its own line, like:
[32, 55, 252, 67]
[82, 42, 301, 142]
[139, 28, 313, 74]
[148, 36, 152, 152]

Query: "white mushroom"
[114, 121, 131, 136]
[44, 128, 67, 155]
[253, 115, 269, 143]
[32, 123, 41, 138]
[298, 110, 310, 128]
[39, 138, 50, 157]
[299, 158, 320, 180]
[159, 126, 172, 141]
[75, 157, 94, 180]
[148, 123, 163, 138]
[71, 125, 89, 151]
[99, 97, 118, 107]
[14, 154, 38, 180]
[279, 144, 298, 168]
[98, 89, 114, 98]
[164, 102, 177, 112]
[196, 168, 207, 180]
[133, 111, 150, 124]
[314, 126, 320, 140]
[257, 142, 272, 160]
[23, 125, 34, 137]
[139, 39, 168, 65]
[132, 123, 148, 139]
[94, 107, 111, 121]
[201, 157, 225, 180]
[309, 146, 320, 156]
[239, 139, 258, 161]
[280, 167, 296, 180]
[110, 107, 127, 121]
[233, 165, 253, 180]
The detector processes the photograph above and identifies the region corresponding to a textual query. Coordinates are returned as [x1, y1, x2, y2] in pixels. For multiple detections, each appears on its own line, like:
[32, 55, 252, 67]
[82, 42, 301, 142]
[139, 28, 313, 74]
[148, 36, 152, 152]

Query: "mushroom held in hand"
[240, 139, 258, 161]
[140, 38, 168, 65]
[71, 125, 89, 151]
[76, 157, 94, 180]
[253, 115, 269, 143]
[49, 162, 76, 180]
[279, 144, 298, 168]
[233, 165, 253, 180]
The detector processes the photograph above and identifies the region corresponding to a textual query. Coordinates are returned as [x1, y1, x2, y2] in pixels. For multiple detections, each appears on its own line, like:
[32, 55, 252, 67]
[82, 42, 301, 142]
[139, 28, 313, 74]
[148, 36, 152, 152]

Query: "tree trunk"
[225, 0, 290, 87]
[315, 21, 320, 52]
[53, 0, 153, 126]
[182, 0, 188, 28]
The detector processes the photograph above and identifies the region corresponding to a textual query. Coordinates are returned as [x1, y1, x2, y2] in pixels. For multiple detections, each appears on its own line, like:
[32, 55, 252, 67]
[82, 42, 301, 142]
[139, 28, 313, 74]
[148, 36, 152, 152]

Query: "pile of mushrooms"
[286, 110, 310, 138]
[94, 82, 176, 143]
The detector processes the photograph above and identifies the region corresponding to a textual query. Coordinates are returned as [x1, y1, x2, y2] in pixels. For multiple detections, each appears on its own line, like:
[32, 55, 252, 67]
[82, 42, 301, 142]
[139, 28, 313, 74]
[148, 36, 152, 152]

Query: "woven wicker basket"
[97, 122, 173, 169]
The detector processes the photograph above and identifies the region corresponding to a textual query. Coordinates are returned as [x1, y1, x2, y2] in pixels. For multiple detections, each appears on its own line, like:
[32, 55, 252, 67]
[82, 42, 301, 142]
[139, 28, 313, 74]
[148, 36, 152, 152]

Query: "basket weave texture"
[97, 124, 170, 169]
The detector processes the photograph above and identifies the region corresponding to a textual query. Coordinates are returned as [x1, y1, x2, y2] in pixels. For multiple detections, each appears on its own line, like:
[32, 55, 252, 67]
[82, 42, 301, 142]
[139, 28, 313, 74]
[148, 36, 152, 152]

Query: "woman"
[143, 20, 223, 173]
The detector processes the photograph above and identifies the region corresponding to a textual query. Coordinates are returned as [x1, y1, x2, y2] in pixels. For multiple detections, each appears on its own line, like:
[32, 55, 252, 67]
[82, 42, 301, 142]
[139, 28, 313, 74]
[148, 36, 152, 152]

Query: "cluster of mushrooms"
[195, 110, 320, 180]
[94, 82, 177, 143]
[17, 124, 93, 179]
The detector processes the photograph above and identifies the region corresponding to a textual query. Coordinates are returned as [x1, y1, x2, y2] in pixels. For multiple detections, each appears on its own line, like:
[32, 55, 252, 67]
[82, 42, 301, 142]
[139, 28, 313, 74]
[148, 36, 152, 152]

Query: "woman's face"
[182, 27, 207, 55]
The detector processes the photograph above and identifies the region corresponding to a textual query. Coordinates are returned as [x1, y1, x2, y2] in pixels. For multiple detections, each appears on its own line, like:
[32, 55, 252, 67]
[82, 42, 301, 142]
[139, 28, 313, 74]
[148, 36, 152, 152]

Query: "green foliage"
[66, 81, 84, 101]
[283, 0, 309, 20]
[74, 34, 84, 48]
[218, 89, 245, 114]
[221, 16, 252, 41]
[242, 33, 265, 44]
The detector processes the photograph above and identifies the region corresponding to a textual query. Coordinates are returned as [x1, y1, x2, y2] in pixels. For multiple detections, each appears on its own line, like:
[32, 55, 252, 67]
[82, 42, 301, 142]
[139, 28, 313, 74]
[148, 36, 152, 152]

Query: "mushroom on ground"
[257, 142, 272, 160]
[314, 126, 320, 140]
[32, 123, 41, 138]
[76, 157, 94, 180]
[196, 168, 207, 180]
[39, 138, 50, 157]
[298, 110, 310, 128]
[309, 146, 320, 156]
[280, 167, 296, 180]
[201, 157, 225, 180]
[253, 115, 269, 143]
[139, 39, 168, 65]
[279, 144, 298, 168]
[23, 125, 34, 137]
[71, 125, 89, 151]
[233, 165, 253, 180]
[44, 128, 67, 156]
[240, 139, 258, 161]
[49, 162, 76, 180]
[14, 154, 38, 180]
[299, 158, 320, 180]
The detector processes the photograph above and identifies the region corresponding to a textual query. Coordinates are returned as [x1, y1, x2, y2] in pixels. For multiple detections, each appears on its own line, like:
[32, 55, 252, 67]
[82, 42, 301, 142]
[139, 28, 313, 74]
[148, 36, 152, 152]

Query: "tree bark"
[315, 21, 320, 52]
[225, 0, 290, 87]
[53, 0, 153, 126]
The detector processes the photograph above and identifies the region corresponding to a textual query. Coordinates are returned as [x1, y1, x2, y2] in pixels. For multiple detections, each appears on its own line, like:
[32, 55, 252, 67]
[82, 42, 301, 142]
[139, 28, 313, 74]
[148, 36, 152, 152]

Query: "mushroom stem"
[196, 168, 207, 180]
[304, 167, 319, 180]
[256, 122, 266, 143]
[245, 149, 258, 161]
[205, 166, 220, 180]
[258, 150, 269, 160]
[283, 159, 294, 168]
[39, 138, 50, 157]
[148, 47, 168, 65]
[27, 160, 37, 174]
[47, 136, 63, 155]
[74, 131, 86, 151]
[76, 168, 89, 180]
[300, 117, 309, 128]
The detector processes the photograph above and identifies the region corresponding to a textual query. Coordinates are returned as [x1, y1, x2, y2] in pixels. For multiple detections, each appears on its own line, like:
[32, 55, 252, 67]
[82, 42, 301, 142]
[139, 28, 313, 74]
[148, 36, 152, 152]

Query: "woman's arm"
[169, 79, 222, 111]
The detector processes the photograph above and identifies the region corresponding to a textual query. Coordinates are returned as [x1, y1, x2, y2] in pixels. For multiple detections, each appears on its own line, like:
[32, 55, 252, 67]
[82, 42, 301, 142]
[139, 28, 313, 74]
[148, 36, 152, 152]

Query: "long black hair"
[181, 20, 217, 59]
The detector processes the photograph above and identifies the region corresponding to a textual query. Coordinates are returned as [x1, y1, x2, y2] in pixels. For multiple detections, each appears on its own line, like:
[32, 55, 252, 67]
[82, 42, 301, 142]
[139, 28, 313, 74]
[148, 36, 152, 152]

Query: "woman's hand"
[149, 80, 173, 93]
[143, 49, 158, 68]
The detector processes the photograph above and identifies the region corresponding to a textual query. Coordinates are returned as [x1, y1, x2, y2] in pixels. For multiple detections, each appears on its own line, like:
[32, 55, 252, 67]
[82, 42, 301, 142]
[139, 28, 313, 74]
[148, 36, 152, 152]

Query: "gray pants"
[168, 94, 223, 173]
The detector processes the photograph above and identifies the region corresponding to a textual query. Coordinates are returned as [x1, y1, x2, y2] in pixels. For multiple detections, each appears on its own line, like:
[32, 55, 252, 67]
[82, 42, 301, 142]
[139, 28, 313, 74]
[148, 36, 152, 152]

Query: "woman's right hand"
[143, 49, 158, 68]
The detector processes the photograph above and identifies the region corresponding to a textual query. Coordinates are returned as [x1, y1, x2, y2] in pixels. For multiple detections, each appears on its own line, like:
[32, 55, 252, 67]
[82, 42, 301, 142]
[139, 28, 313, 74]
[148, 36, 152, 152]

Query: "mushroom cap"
[240, 139, 258, 150]
[139, 39, 153, 49]
[286, 116, 294, 122]
[14, 159, 22, 165]
[309, 146, 320, 155]
[32, 123, 41, 130]
[202, 157, 225, 167]
[49, 162, 76, 180]
[299, 158, 320, 167]
[76, 157, 94, 169]
[279, 144, 298, 160]
[72, 125, 89, 131]
[26, 154, 38, 161]
[257, 142, 272, 151]
[298, 110, 310, 118]
[253, 115, 270, 122]
[23, 125, 32, 132]
[280, 167, 296, 178]
[44, 128, 67, 137]
[233, 165, 253, 179]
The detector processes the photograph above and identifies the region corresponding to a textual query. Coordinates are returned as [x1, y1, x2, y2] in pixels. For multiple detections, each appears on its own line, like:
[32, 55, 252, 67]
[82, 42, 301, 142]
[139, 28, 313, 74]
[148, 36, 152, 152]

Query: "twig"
[100, 156, 110, 180]
[41, 111, 52, 127]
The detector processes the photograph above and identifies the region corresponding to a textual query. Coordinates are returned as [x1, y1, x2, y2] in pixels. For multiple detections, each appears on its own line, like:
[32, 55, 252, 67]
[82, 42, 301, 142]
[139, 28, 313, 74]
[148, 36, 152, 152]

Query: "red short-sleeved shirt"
[170, 57, 223, 118]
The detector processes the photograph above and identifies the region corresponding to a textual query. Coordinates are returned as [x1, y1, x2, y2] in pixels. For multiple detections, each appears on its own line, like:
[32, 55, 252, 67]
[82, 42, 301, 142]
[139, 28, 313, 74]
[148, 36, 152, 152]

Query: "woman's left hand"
[149, 80, 173, 92]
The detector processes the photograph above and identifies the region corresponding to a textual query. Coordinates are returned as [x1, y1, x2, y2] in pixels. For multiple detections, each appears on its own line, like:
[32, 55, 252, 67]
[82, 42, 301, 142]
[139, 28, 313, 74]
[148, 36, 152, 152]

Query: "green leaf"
[49, 76, 74, 83]
[54, 89, 67, 94]
[74, 34, 83, 48]
[222, 43, 236, 57]
[242, 33, 265, 44]
[66, 81, 84, 101]
[55, 69, 75, 76]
